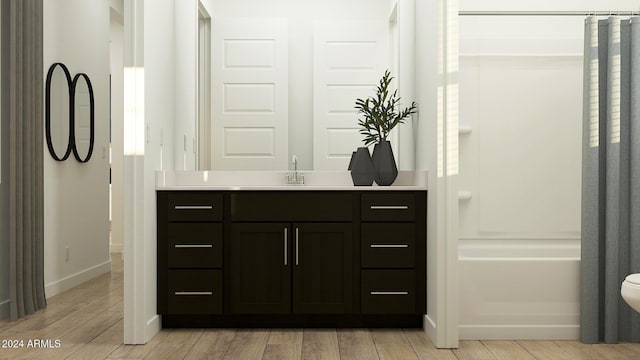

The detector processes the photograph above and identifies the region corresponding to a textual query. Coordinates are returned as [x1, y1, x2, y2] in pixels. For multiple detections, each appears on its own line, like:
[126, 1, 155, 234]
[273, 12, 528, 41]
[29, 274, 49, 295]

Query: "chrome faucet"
[286, 155, 305, 185]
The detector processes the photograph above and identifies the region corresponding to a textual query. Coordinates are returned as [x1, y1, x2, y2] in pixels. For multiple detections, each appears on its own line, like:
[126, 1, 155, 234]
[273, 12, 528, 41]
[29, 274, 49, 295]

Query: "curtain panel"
[581, 16, 640, 343]
[7, 0, 46, 320]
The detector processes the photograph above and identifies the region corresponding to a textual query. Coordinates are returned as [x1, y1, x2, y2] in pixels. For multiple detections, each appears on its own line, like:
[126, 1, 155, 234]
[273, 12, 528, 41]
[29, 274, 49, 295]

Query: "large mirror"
[195, 0, 415, 172]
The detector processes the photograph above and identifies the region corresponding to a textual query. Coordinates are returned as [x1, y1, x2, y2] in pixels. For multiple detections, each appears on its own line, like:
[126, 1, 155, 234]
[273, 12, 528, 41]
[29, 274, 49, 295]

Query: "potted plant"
[354, 70, 417, 185]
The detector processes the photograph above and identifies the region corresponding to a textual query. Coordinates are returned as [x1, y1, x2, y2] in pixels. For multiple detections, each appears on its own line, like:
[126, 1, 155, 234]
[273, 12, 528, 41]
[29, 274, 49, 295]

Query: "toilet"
[621, 273, 640, 312]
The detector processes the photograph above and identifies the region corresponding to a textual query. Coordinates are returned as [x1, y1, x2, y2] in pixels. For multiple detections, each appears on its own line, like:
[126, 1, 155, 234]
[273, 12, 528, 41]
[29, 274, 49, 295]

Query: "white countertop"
[156, 171, 428, 191]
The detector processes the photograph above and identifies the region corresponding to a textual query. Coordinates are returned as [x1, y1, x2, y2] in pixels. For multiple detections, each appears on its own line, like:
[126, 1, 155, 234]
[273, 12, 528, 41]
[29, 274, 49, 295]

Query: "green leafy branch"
[355, 70, 417, 146]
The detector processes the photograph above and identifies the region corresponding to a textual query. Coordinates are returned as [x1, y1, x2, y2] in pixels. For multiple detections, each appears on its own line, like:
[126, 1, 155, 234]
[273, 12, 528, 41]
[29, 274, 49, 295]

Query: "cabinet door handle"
[174, 205, 213, 210]
[370, 205, 408, 210]
[284, 228, 288, 266]
[174, 291, 213, 296]
[295, 228, 299, 266]
[370, 291, 409, 295]
[370, 244, 408, 248]
[174, 244, 213, 248]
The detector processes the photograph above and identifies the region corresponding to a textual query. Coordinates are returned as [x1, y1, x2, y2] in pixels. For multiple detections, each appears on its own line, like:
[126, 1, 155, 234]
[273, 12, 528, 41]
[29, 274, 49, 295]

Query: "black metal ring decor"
[45, 62, 96, 163]
[71, 73, 95, 163]
[45, 62, 73, 161]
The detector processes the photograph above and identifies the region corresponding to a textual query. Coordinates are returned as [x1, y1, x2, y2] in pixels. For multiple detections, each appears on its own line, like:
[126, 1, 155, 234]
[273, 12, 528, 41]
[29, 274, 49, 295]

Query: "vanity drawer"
[167, 270, 222, 314]
[230, 192, 353, 221]
[361, 193, 415, 222]
[167, 192, 222, 222]
[361, 270, 415, 314]
[167, 223, 222, 268]
[361, 223, 415, 268]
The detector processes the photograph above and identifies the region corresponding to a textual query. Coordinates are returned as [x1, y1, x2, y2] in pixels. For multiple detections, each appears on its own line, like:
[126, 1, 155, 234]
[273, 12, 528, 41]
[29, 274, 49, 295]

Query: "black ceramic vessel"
[371, 140, 398, 186]
[349, 147, 375, 186]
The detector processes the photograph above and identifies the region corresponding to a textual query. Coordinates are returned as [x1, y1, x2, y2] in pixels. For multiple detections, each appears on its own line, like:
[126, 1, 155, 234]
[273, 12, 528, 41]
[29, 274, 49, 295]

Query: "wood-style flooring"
[1, 253, 640, 359]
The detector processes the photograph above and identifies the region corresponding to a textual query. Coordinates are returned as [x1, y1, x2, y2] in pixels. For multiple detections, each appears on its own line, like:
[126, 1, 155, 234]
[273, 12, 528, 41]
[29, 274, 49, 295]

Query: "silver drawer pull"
[284, 228, 288, 266]
[370, 291, 409, 295]
[174, 244, 213, 248]
[370, 205, 409, 210]
[370, 244, 409, 248]
[174, 205, 213, 210]
[295, 228, 299, 266]
[174, 291, 213, 296]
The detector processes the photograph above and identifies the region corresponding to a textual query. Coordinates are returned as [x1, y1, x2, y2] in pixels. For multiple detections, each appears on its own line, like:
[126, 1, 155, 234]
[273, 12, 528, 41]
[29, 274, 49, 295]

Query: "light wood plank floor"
[2, 253, 640, 359]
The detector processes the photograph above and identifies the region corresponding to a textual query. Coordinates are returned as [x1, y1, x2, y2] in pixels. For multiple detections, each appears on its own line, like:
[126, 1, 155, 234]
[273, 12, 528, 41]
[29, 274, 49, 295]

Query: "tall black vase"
[371, 140, 398, 186]
[349, 147, 375, 186]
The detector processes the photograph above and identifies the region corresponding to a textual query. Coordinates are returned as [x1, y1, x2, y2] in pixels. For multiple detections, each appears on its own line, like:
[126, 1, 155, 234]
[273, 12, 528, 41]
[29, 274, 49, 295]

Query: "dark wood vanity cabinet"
[157, 192, 224, 315]
[360, 193, 426, 315]
[229, 192, 354, 315]
[229, 222, 353, 315]
[157, 190, 426, 328]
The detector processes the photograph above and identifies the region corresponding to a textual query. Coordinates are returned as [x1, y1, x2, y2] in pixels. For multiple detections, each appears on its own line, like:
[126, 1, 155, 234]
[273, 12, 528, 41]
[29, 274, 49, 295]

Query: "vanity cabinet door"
[230, 223, 291, 314]
[292, 223, 353, 314]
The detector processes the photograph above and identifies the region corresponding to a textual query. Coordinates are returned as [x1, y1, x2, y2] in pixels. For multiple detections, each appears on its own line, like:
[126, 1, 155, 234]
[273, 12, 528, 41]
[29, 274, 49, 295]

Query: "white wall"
[110, 0, 124, 17]
[124, 0, 176, 344]
[143, 0, 175, 341]
[123, 0, 143, 344]
[173, 0, 202, 171]
[0, 1, 8, 320]
[110, 5, 124, 254]
[456, 0, 638, 340]
[395, 0, 417, 171]
[43, 0, 111, 298]
[175, 0, 389, 171]
[416, 0, 460, 348]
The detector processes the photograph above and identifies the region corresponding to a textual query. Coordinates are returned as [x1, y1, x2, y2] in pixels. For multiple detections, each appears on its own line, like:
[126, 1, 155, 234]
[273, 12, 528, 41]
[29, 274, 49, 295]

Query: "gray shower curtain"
[4, 0, 47, 320]
[581, 16, 640, 343]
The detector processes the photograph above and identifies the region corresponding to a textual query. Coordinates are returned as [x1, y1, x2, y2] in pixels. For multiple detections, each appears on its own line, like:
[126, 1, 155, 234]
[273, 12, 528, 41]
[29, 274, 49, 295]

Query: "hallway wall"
[43, 0, 111, 298]
[110, 5, 124, 254]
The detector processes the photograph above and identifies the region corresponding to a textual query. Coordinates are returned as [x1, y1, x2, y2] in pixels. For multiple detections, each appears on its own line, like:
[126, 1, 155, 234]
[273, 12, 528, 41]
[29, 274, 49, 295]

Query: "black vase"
[371, 140, 398, 186]
[349, 147, 375, 186]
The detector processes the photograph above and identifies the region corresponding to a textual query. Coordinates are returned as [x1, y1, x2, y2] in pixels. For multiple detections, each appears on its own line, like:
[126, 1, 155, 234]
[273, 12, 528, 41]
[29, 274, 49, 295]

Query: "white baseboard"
[110, 244, 123, 253]
[459, 325, 579, 340]
[45, 261, 111, 298]
[424, 314, 437, 345]
[0, 299, 9, 320]
[146, 315, 161, 343]
[425, 314, 460, 349]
